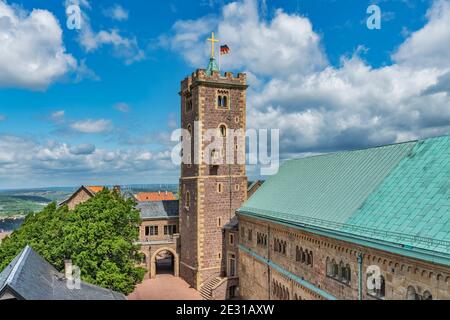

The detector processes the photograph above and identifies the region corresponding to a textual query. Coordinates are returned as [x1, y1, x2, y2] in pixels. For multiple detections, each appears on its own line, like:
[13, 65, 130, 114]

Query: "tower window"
[235, 184, 240, 191]
[216, 90, 230, 109]
[229, 233, 235, 245]
[185, 191, 190, 209]
[235, 116, 240, 123]
[219, 124, 227, 137]
[222, 96, 228, 108]
[217, 183, 223, 193]
[217, 217, 222, 227]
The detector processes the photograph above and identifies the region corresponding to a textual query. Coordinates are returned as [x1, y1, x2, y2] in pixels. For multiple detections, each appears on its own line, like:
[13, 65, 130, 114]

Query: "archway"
[150, 247, 179, 278]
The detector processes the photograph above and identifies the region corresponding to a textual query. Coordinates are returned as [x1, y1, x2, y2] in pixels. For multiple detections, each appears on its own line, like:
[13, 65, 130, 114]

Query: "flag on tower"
[220, 45, 230, 55]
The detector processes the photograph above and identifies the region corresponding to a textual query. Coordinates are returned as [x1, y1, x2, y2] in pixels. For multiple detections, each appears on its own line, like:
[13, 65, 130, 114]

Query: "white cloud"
[166, 0, 327, 77]
[70, 119, 113, 133]
[168, 0, 450, 157]
[393, 0, 450, 69]
[74, 1, 144, 65]
[50, 110, 65, 122]
[0, 0, 76, 90]
[103, 4, 129, 21]
[114, 102, 130, 113]
[0, 134, 177, 188]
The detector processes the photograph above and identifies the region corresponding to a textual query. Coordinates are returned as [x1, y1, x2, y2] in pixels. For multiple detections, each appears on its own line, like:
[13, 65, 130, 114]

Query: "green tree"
[0, 189, 145, 295]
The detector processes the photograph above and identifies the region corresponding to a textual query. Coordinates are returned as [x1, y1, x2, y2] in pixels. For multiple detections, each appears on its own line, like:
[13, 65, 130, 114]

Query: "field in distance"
[0, 184, 178, 218]
[0, 187, 76, 218]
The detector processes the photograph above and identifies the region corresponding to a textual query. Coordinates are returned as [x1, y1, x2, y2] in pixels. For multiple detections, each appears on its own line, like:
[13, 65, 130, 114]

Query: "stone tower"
[179, 59, 248, 289]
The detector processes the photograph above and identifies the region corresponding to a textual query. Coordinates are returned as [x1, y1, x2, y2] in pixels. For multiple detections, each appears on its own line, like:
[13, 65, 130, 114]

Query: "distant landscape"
[0, 184, 178, 232]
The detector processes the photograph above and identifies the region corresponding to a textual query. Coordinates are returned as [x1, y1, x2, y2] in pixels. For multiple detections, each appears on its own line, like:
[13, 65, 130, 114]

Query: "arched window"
[309, 251, 313, 266]
[377, 275, 385, 298]
[218, 96, 222, 107]
[345, 264, 351, 284]
[423, 290, 432, 300]
[185, 191, 190, 208]
[301, 249, 306, 263]
[306, 252, 312, 266]
[332, 259, 338, 277]
[222, 96, 228, 108]
[219, 124, 227, 137]
[407, 286, 418, 300]
[339, 261, 345, 281]
[326, 257, 333, 276]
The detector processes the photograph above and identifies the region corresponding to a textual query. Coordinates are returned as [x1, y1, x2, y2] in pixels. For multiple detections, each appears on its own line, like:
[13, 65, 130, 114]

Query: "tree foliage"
[0, 189, 145, 295]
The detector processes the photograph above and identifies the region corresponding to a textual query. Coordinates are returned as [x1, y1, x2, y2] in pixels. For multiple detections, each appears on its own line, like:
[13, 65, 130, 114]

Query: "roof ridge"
[286, 139, 419, 164]
[5, 245, 31, 286]
[284, 133, 450, 165]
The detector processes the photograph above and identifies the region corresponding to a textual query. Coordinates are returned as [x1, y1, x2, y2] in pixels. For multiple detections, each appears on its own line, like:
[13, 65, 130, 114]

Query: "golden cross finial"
[207, 32, 219, 59]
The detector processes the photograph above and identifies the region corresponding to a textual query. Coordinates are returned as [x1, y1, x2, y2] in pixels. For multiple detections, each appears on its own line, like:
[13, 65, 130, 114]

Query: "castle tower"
[179, 33, 248, 289]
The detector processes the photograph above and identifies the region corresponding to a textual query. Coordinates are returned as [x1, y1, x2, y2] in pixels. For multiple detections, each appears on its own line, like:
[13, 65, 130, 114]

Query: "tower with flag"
[179, 31, 247, 291]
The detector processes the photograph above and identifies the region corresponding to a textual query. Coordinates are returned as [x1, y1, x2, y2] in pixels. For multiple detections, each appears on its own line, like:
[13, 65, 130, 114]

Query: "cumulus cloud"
[69, 143, 96, 155]
[165, 0, 327, 77]
[103, 4, 129, 21]
[72, 0, 144, 64]
[0, 134, 177, 188]
[0, 0, 76, 90]
[392, 0, 450, 69]
[168, 0, 450, 158]
[70, 119, 113, 133]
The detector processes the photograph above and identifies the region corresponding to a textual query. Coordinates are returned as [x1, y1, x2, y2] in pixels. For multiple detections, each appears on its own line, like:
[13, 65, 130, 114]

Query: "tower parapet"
[181, 69, 247, 95]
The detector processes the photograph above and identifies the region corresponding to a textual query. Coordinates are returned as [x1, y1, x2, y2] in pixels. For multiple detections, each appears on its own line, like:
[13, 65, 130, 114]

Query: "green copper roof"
[238, 135, 450, 266]
[343, 135, 450, 257]
[206, 57, 219, 76]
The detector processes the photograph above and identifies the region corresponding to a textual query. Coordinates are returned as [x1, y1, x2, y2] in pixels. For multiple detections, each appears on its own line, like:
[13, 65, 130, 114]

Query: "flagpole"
[218, 44, 221, 72]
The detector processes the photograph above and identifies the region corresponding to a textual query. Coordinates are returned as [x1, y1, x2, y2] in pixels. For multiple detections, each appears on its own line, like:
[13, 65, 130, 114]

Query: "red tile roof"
[136, 192, 176, 202]
[87, 186, 104, 194]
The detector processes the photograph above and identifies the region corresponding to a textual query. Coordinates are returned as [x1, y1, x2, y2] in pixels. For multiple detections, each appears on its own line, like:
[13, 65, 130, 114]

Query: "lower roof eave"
[237, 210, 450, 268]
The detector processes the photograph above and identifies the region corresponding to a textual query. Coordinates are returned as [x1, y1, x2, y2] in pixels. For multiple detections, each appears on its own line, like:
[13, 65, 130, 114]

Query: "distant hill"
[0, 184, 178, 218]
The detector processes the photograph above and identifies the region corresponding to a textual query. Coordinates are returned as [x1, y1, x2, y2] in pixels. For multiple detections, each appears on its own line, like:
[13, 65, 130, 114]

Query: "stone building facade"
[237, 135, 450, 300]
[59, 186, 101, 210]
[136, 201, 180, 279]
[178, 66, 248, 291]
[238, 216, 450, 300]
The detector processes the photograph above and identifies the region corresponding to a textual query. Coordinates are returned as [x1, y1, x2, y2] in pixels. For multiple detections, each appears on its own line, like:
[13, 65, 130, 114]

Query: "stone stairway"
[199, 277, 222, 300]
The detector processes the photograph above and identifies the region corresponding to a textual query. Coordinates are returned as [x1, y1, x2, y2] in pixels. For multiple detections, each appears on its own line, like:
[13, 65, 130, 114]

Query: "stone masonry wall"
[238, 216, 450, 300]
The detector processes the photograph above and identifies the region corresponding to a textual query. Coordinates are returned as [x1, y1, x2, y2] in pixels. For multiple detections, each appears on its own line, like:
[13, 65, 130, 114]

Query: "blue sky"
[0, 0, 449, 189]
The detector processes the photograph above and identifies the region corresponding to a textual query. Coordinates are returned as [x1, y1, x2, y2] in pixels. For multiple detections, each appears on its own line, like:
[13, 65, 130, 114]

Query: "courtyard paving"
[128, 274, 203, 300]
[128, 260, 202, 300]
